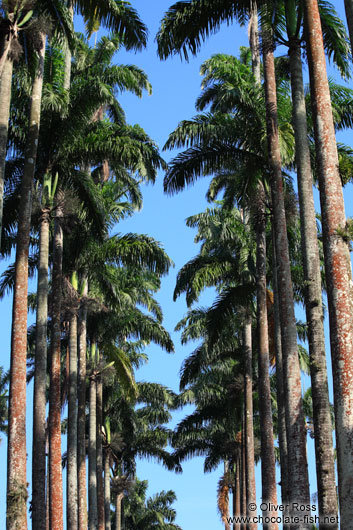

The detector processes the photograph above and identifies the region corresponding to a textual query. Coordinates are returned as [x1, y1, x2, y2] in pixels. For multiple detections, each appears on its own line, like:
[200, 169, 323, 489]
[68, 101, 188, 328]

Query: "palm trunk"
[115, 493, 123, 530]
[304, 2, 353, 526]
[64, 2, 74, 91]
[32, 205, 50, 530]
[261, 26, 310, 521]
[240, 422, 246, 530]
[288, 35, 338, 527]
[67, 271, 79, 530]
[97, 375, 105, 530]
[344, 0, 353, 55]
[243, 318, 257, 530]
[77, 279, 88, 530]
[6, 33, 46, 530]
[89, 343, 98, 530]
[255, 202, 278, 530]
[0, 57, 13, 249]
[271, 237, 289, 514]
[104, 450, 111, 530]
[233, 457, 241, 530]
[49, 204, 64, 530]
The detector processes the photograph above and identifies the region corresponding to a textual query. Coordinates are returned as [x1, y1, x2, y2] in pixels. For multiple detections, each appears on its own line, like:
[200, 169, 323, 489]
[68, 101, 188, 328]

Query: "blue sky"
[1, 0, 353, 528]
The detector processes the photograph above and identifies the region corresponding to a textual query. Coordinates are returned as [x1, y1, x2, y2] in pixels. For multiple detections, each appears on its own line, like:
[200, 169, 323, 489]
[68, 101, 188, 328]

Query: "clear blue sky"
[0, 1, 352, 528]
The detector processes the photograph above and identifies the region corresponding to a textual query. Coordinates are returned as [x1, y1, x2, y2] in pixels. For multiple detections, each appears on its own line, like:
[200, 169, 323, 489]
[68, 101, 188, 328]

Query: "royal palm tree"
[304, 0, 353, 525]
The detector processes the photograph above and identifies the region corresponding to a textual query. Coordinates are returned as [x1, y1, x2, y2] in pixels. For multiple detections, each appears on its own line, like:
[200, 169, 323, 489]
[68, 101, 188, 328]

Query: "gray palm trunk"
[271, 236, 289, 517]
[104, 450, 111, 530]
[89, 343, 98, 530]
[97, 375, 105, 530]
[67, 293, 79, 530]
[248, 8, 278, 526]
[0, 57, 13, 250]
[344, 0, 353, 55]
[288, 38, 338, 526]
[32, 205, 50, 530]
[261, 27, 310, 523]
[77, 280, 88, 530]
[256, 206, 278, 529]
[240, 420, 246, 530]
[233, 457, 240, 530]
[6, 33, 46, 530]
[304, 1, 353, 526]
[49, 205, 64, 530]
[115, 493, 123, 530]
[243, 317, 257, 530]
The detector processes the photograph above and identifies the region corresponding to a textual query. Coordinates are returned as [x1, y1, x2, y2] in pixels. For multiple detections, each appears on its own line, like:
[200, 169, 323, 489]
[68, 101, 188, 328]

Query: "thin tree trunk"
[233, 457, 241, 530]
[304, 1, 353, 526]
[255, 200, 278, 530]
[0, 57, 12, 249]
[77, 279, 88, 530]
[240, 421, 247, 530]
[6, 33, 46, 530]
[64, 2, 74, 91]
[104, 450, 111, 530]
[243, 318, 257, 530]
[97, 375, 105, 530]
[288, 36, 338, 527]
[344, 0, 353, 56]
[115, 494, 123, 530]
[261, 26, 310, 523]
[49, 204, 64, 530]
[67, 271, 79, 530]
[32, 205, 50, 530]
[89, 343, 98, 530]
[271, 237, 289, 515]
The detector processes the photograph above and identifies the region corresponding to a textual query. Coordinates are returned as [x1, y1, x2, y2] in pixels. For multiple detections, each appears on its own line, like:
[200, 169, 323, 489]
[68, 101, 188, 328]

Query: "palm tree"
[304, 0, 353, 525]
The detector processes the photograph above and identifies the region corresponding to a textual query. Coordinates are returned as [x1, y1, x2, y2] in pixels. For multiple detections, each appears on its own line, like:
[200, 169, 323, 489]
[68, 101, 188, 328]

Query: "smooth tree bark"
[97, 374, 105, 530]
[32, 205, 50, 530]
[261, 26, 310, 523]
[77, 278, 88, 530]
[243, 317, 257, 530]
[115, 493, 124, 530]
[49, 203, 64, 530]
[304, 1, 353, 526]
[255, 200, 278, 530]
[0, 57, 12, 250]
[233, 456, 241, 530]
[67, 272, 79, 530]
[271, 237, 289, 516]
[287, 25, 338, 526]
[6, 32, 46, 530]
[248, 8, 278, 526]
[344, 0, 353, 55]
[89, 343, 98, 530]
[104, 448, 111, 530]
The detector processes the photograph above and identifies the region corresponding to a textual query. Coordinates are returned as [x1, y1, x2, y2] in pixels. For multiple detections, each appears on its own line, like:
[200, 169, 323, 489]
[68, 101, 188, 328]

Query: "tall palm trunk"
[304, 1, 353, 526]
[67, 272, 79, 530]
[89, 343, 98, 530]
[255, 203, 278, 529]
[104, 449, 111, 530]
[271, 237, 288, 514]
[49, 204, 64, 530]
[287, 32, 338, 526]
[77, 279, 88, 529]
[6, 33, 46, 530]
[261, 25, 310, 522]
[344, 0, 353, 54]
[233, 456, 241, 530]
[32, 204, 50, 530]
[115, 493, 123, 530]
[243, 317, 257, 530]
[240, 422, 246, 530]
[248, 10, 278, 523]
[97, 375, 105, 530]
[0, 57, 13, 249]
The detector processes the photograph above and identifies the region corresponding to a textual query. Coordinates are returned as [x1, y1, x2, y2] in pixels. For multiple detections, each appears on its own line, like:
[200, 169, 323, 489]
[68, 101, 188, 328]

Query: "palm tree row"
[0, 3, 184, 529]
[157, 0, 353, 528]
